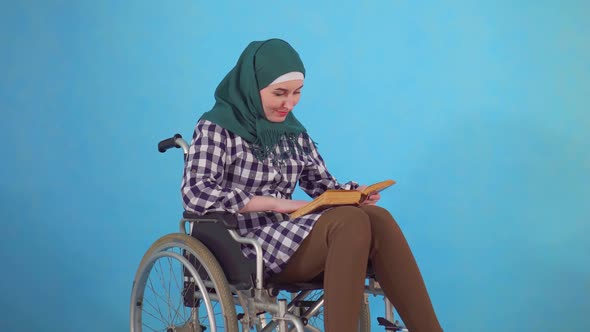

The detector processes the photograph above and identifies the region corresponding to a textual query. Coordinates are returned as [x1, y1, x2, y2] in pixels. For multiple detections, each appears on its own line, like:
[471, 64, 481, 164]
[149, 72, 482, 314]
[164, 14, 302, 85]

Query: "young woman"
[181, 38, 443, 332]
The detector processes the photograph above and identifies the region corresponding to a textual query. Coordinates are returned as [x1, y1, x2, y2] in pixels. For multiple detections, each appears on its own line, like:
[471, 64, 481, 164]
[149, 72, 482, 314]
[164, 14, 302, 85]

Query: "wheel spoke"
[167, 248, 188, 324]
[141, 300, 173, 331]
[156, 259, 174, 323]
[145, 276, 169, 324]
[148, 259, 192, 326]
[140, 323, 160, 332]
[174, 249, 192, 322]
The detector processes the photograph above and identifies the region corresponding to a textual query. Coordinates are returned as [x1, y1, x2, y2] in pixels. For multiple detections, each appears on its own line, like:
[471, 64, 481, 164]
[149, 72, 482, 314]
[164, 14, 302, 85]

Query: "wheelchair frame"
[129, 134, 408, 332]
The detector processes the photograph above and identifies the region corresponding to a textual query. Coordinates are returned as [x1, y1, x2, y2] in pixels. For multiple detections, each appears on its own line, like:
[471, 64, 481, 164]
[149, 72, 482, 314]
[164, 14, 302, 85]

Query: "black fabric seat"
[183, 212, 255, 289]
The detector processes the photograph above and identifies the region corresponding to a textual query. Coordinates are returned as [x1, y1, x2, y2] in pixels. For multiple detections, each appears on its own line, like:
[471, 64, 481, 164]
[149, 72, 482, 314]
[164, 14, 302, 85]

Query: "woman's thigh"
[272, 206, 371, 283]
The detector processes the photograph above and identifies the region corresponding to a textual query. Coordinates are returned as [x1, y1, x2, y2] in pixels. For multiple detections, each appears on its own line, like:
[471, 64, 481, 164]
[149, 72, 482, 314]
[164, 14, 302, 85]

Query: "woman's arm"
[181, 121, 254, 214]
[239, 196, 309, 214]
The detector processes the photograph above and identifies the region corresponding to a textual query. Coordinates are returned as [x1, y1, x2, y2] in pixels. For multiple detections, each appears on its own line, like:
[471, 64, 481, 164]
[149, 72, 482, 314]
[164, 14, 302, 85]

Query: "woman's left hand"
[357, 185, 381, 205]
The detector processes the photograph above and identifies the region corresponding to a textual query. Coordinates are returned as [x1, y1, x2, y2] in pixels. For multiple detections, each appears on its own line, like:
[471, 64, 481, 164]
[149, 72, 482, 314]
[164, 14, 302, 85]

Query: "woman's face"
[259, 79, 303, 122]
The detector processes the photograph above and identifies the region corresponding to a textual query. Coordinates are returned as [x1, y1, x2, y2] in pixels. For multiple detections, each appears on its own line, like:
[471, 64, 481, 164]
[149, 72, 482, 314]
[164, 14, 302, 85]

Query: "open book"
[289, 179, 396, 219]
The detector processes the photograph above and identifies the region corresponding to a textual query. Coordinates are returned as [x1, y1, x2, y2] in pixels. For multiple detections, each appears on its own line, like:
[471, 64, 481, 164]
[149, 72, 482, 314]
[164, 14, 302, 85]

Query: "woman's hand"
[357, 185, 381, 205]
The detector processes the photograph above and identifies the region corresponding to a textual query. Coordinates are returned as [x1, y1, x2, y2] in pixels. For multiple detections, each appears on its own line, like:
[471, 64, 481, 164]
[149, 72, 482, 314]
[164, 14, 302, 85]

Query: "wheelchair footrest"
[377, 317, 407, 331]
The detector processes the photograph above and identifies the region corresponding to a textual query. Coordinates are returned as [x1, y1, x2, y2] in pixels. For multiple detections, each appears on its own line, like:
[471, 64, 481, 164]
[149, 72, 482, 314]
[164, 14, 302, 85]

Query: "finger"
[368, 196, 380, 204]
[364, 198, 378, 205]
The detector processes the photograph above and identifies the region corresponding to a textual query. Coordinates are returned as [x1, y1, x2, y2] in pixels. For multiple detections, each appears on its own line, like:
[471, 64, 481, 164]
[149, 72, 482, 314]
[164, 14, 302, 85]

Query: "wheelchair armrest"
[182, 211, 239, 229]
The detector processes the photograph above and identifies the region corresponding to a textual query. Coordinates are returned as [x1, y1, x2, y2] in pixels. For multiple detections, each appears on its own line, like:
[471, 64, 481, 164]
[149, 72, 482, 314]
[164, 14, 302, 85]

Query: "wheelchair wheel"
[130, 233, 238, 332]
[296, 289, 371, 332]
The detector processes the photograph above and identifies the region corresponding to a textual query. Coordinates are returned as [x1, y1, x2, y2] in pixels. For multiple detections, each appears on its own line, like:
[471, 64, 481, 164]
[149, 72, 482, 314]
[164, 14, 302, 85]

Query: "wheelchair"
[129, 134, 409, 332]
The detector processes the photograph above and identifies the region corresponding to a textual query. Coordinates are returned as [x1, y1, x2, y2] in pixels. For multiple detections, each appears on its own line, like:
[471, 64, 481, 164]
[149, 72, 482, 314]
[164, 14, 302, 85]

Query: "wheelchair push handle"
[157, 134, 189, 155]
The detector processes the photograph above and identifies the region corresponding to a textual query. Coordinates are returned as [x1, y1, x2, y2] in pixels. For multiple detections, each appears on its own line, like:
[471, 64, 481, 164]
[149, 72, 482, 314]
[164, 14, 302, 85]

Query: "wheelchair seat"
[183, 211, 256, 290]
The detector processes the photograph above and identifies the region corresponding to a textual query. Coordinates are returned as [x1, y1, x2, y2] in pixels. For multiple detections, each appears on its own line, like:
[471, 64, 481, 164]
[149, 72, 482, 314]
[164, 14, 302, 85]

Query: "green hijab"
[200, 39, 308, 161]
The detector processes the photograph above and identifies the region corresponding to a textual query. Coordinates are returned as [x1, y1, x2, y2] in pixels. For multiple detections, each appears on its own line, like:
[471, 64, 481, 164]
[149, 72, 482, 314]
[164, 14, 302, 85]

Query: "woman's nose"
[284, 98, 295, 110]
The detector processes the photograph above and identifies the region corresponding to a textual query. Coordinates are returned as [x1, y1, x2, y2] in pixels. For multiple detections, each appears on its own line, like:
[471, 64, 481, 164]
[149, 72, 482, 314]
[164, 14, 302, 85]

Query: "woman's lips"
[277, 111, 289, 116]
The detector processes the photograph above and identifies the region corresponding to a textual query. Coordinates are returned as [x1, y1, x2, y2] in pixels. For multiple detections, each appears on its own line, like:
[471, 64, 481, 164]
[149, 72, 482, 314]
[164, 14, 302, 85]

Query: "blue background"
[1, 1, 589, 331]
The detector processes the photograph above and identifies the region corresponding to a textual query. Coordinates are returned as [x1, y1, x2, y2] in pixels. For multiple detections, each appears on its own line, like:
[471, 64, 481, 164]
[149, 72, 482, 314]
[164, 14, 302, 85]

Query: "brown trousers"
[272, 205, 442, 332]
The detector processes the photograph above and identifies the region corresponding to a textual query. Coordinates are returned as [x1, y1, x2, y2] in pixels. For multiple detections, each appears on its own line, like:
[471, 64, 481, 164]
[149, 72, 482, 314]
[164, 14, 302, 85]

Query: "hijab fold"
[200, 39, 309, 162]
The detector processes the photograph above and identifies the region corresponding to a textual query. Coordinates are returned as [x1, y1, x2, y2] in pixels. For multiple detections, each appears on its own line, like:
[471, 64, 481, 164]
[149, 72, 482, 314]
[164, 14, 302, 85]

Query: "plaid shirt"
[181, 120, 356, 275]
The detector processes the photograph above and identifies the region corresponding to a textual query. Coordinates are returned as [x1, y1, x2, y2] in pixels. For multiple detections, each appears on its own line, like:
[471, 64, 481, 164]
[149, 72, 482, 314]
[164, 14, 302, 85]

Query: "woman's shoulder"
[296, 130, 313, 144]
[194, 119, 241, 141]
[195, 119, 225, 134]
[297, 131, 317, 152]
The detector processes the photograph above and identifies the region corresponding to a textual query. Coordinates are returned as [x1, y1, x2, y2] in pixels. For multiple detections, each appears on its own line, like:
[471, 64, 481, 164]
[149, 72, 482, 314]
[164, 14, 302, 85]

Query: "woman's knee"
[359, 205, 401, 232]
[321, 206, 372, 244]
[359, 205, 393, 219]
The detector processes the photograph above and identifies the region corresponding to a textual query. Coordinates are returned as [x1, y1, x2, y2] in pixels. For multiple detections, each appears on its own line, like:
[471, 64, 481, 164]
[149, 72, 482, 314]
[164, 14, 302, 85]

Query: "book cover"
[289, 179, 396, 219]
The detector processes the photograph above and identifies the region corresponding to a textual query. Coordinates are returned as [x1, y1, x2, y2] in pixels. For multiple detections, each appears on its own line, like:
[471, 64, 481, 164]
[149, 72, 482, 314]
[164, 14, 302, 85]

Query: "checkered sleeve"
[298, 134, 358, 198]
[181, 121, 253, 215]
